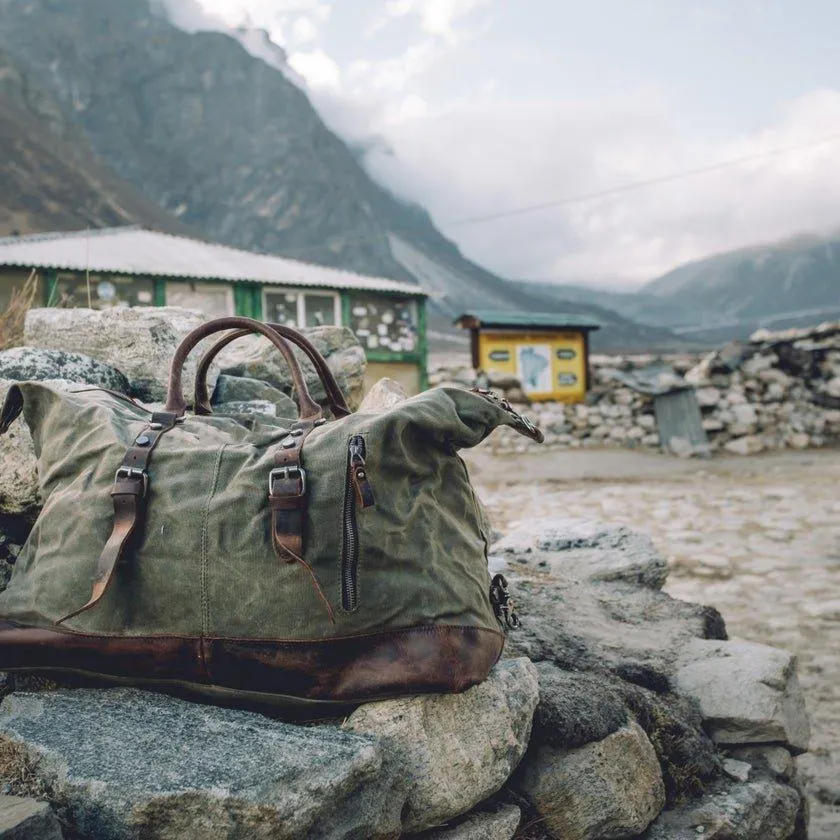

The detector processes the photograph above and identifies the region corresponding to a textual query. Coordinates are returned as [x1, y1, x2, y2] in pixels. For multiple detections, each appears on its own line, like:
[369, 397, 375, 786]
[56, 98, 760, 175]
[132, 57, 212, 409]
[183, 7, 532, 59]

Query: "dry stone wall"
[433, 321, 840, 456]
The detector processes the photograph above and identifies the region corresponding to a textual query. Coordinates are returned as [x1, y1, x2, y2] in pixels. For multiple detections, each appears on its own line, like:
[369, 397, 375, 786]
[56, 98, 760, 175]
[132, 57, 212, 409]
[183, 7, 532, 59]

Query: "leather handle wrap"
[164, 317, 322, 420]
[193, 323, 352, 418]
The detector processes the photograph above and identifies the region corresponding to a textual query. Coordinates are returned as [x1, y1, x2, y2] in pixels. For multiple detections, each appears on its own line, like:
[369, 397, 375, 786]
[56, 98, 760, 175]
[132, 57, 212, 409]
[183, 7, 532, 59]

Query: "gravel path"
[466, 445, 840, 840]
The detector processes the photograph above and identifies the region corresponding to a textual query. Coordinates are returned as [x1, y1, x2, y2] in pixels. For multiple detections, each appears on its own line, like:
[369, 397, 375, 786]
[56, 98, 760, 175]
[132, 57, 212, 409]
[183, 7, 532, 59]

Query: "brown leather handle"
[164, 317, 322, 420]
[193, 323, 352, 418]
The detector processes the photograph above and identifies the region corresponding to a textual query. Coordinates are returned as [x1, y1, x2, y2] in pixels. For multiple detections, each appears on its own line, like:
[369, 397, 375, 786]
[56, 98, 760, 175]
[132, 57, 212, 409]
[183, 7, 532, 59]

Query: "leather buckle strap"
[268, 466, 306, 496]
[57, 413, 180, 624]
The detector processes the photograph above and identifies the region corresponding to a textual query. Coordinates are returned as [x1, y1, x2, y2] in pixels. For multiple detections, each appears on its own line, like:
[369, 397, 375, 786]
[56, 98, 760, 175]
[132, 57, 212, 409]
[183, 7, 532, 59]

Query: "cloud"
[377, 0, 491, 41]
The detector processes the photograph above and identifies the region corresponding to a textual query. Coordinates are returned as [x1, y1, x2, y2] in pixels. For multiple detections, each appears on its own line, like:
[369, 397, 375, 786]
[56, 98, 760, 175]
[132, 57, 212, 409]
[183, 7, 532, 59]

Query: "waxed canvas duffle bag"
[0, 317, 543, 712]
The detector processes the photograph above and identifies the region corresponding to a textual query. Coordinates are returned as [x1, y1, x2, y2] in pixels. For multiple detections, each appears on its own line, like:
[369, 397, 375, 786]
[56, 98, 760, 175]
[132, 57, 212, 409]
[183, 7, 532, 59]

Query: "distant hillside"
[0, 49, 189, 237]
[0, 0, 689, 351]
[639, 234, 840, 338]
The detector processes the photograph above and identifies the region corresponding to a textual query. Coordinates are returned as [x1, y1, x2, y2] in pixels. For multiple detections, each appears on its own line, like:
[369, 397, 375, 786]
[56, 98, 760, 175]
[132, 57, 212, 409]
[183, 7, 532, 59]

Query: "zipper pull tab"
[490, 573, 521, 629]
[349, 436, 375, 508]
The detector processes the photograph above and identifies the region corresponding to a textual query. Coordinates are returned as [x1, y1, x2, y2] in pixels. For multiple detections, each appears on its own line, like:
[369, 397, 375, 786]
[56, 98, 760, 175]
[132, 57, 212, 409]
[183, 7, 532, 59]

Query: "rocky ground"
[466, 444, 840, 840]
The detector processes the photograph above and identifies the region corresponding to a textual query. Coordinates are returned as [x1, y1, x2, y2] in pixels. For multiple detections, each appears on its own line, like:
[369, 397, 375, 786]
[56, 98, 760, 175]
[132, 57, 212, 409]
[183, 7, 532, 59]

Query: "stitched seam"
[201, 444, 227, 639]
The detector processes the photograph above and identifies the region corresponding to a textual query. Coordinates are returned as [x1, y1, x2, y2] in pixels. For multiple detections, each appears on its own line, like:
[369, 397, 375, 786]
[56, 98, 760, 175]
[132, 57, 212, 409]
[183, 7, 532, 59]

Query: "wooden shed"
[455, 310, 600, 403]
[0, 227, 428, 394]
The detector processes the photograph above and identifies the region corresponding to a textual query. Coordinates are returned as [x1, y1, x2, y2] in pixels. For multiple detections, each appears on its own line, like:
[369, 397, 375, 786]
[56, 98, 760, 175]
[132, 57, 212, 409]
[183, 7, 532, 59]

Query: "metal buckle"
[114, 467, 148, 496]
[268, 466, 307, 496]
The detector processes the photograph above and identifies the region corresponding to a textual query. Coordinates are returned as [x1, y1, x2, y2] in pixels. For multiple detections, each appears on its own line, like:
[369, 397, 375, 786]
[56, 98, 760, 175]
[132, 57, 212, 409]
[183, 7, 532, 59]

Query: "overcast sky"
[173, 0, 840, 287]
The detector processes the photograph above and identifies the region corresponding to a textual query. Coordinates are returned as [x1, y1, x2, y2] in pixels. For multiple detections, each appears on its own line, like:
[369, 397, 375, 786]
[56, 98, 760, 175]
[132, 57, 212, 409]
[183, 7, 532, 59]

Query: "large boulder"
[518, 721, 665, 840]
[0, 689, 406, 840]
[357, 378, 408, 413]
[24, 307, 214, 402]
[347, 658, 539, 833]
[216, 326, 366, 411]
[0, 347, 130, 394]
[674, 639, 811, 753]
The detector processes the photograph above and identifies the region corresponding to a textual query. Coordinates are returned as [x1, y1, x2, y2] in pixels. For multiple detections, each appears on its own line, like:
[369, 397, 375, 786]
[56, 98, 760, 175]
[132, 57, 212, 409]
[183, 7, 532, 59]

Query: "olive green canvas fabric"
[0, 382, 534, 645]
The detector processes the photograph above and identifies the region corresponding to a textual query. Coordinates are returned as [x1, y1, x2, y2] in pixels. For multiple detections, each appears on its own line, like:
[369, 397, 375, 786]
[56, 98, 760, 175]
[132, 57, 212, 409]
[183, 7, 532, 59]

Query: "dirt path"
[465, 445, 840, 840]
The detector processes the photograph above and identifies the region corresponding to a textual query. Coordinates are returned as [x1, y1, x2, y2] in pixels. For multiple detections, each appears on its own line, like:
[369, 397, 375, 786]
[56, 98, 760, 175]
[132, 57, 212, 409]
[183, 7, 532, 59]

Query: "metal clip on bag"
[0, 317, 543, 713]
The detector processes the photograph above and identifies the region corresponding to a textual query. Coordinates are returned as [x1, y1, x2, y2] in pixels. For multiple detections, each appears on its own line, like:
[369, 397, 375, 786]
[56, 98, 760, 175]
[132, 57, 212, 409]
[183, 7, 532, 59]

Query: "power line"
[269, 129, 840, 260]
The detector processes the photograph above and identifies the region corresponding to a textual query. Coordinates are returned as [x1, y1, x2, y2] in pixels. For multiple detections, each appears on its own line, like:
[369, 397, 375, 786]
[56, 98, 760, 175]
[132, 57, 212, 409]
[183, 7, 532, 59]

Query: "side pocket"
[341, 435, 375, 611]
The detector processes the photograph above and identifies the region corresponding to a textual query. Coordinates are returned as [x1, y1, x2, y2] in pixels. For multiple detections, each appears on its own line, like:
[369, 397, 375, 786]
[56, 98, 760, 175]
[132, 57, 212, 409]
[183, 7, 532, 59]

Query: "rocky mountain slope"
[0, 48, 188, 237]
[0, 0, 688, 350]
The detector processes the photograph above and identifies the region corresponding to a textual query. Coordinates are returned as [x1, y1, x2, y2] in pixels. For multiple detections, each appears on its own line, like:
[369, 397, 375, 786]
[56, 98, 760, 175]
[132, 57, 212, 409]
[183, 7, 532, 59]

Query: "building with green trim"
[0, 227, 428, 393]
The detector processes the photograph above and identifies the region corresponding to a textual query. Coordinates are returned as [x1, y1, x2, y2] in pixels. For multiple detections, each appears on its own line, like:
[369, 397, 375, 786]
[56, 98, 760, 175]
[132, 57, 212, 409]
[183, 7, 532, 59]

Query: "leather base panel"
[0, 622, 504, 704]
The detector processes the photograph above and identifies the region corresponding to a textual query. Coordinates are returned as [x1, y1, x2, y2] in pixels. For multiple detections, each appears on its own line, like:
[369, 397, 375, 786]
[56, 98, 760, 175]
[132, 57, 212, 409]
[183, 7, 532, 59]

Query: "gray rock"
[346, 658, 539, 833]
[0, 689, 405, 840]
[24, 307, 214, 402]
[694, 386, 721, 408]
[518, 721, 665, 840]
[0, 379, 80, 516]
[491, 520, 669, 590]
[724, 435, 765, 456]
[644, 779, 801, 840]
[0, 347, 130, 394]
[532, 662, 628, 749]
[217, 326, 366, 410]
[727, 746, 795, 782]
[211, 374, 298, 417]
[0, 795, 63, 840]
[357, 378, 408, 413]
[674, 639, 811, 753]
[722, 758, 752, 782]
[423, 805, 521, 840]
[730, 403, 758, 427]
[504, 569, 727, 692]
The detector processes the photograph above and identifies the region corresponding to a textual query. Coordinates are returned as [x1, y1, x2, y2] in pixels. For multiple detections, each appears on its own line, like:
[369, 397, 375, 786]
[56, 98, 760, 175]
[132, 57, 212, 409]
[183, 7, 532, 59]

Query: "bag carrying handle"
[193, 323, 352, 418]
[164, 317, 322, 421]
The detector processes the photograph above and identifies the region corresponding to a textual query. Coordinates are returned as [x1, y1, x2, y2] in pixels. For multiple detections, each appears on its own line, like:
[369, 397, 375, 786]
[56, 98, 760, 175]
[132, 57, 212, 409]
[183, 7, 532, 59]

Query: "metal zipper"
[341, 435, 375, 611]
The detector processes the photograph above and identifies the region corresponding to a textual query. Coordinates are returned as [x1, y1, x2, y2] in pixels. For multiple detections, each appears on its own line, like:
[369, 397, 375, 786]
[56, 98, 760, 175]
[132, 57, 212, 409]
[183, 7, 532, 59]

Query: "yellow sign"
[478, 331, 587, 403]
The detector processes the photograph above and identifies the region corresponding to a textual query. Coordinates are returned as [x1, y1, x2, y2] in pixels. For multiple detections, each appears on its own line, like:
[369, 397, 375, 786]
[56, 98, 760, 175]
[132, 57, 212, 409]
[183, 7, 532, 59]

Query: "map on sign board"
[517, 345, 551, 393]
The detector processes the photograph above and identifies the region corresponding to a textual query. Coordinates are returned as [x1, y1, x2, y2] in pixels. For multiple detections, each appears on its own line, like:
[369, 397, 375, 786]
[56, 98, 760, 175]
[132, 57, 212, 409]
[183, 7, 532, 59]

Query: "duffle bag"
[0, 316, 543, 713]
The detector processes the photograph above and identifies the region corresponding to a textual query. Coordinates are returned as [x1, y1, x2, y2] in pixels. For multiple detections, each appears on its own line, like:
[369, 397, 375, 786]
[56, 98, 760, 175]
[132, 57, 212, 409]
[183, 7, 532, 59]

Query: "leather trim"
[0, 622, 504, 704]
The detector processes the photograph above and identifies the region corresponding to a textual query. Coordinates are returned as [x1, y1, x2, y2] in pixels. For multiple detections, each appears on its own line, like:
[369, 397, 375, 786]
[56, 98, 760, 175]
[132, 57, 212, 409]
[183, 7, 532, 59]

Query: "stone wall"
[0, 307, 813, 839]
[433, 321, 840, 457]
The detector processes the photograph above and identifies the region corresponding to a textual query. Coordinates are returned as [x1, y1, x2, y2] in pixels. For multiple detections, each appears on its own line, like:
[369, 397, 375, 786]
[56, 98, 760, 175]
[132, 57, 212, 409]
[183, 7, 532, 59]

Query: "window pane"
[166, 282, 233, 318]
[348, 295, 418, 352]
[304, 294, 336, 327]
[54, 273, 154, 309]
[264, 291, 299, 326]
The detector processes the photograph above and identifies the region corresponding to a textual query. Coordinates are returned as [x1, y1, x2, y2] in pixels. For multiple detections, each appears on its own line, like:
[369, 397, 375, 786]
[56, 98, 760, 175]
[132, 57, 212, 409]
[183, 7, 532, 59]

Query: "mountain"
[0, 48, 189, 237]
[638, 233, 840, 339]
[0, 0, 685, 350]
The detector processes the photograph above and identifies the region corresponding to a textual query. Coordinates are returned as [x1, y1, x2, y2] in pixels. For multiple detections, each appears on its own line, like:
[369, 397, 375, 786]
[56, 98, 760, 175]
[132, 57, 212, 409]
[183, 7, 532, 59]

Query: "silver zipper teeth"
[341, 436, 364, 611]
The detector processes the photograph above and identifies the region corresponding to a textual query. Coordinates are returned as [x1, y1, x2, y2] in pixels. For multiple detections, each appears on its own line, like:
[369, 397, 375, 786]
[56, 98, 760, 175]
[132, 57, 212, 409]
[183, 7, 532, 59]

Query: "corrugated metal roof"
[0, 227, 425, 297]
[455, 310, 601, 330]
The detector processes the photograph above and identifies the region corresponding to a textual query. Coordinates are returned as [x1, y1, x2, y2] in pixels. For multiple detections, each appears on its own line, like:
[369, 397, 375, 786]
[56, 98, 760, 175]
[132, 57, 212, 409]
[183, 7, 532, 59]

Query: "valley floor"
[465, 445, 840, 840]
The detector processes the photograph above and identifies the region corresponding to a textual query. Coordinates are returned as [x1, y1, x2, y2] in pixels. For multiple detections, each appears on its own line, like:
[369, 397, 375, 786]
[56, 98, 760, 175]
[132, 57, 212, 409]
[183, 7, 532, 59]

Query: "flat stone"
[211, 374, 298, 417]
[212, 399, 279, 418]
[674, 639, 810, 752]
[491, 520, 669, 589]
[346, 658, 538, 833]
[423, 805, 521, 840]
[24, 307, 213, 402]
[0, 795, 63, 840]
[644, 779, 801, 840]
[532, 662, 628, 749]
[724, 436, 765, 456]
[0, 347, 130, 394]
[217, 326, 366, 410]
[518, 721, 665, 840]
[0, 689, 405, 840]
[357, 378, 408, 413]
[695, 386, 721, 408]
